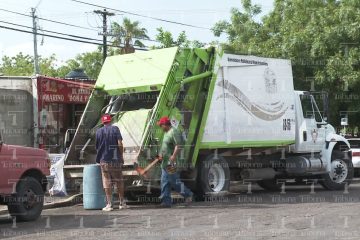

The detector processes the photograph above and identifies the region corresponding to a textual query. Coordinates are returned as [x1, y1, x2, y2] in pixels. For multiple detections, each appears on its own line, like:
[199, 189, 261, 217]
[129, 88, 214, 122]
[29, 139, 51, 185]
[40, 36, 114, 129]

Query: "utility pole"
[31, 8, 40, 74]
[94, 9, 114, 62]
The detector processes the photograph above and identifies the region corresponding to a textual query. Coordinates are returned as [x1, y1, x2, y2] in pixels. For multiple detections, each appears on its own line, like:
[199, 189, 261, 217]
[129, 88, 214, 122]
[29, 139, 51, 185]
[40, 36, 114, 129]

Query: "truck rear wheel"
[7, 177, 44, 221]
[320, 150, 353, 190]
[197, 155, 230, 197]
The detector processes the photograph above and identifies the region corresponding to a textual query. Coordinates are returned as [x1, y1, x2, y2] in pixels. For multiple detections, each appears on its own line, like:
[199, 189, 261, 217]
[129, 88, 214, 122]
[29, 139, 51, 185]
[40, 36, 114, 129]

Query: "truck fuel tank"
[285, 155, 325, 175]
[240, 168, 278, 180]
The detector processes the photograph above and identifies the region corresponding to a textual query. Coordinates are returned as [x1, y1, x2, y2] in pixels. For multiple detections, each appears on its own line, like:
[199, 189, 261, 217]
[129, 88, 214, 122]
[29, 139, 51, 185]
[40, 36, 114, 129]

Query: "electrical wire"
[0, 24, 148, 50]
[0, 7, 160, 43]
[0, 19, 105, 42]
[85, 11, 102, 29]
[0, 7, 97, 31]
[70, 0, 212, 30]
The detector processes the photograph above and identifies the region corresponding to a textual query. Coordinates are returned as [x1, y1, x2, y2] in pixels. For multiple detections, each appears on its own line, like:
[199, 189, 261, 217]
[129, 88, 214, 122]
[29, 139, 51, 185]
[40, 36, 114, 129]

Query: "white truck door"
[296, 93, 325, 153]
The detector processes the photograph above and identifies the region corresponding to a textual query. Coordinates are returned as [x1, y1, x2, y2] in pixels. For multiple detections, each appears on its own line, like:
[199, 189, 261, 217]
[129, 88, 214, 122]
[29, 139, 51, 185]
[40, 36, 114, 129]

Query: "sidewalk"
[0, 193, 82, 215]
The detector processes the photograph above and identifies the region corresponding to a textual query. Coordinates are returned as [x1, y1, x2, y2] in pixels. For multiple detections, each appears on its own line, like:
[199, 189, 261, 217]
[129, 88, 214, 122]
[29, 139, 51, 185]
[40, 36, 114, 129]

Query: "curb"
[43, 193, 83, 210]
[0, 193, 83, 215]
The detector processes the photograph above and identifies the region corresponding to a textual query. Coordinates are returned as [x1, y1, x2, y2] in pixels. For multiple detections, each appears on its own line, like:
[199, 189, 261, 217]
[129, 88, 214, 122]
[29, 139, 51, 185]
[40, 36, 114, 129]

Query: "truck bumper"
[63, 165, 149, 191]
[352, 157, 360, 168]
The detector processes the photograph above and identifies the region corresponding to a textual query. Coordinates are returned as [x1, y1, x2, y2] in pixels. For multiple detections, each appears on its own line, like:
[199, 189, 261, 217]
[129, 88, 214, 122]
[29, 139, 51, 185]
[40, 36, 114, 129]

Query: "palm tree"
[111, 18, 149, 54]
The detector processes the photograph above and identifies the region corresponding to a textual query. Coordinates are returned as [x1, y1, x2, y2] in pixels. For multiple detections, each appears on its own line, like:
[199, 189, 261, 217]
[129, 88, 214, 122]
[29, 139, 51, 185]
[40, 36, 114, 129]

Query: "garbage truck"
[64, 47, 353, 196]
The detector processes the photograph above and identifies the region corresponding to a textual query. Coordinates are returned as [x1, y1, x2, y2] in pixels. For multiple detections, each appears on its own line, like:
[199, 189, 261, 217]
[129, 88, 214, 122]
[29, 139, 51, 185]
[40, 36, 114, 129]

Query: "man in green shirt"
[157, 116, 193, 207]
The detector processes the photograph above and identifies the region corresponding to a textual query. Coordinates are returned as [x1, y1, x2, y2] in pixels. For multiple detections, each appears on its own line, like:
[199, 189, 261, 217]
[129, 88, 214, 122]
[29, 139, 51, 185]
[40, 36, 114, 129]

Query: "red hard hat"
[157, 116, 171, 126]
[101, 114, 112, 124]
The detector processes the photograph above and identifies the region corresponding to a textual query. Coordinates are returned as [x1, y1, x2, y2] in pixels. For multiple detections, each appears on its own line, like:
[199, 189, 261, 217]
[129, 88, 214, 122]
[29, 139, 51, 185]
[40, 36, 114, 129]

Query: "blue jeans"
[160, 169, 193, 206]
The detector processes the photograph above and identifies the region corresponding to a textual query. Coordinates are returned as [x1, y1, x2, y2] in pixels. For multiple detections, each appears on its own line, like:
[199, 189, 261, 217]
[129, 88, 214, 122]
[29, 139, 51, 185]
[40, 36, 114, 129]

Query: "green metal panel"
[191, 49, 223, 166]
[95, 47, 179, 95]
[200, 140, 296, 149]
[136, 47, 216, 178]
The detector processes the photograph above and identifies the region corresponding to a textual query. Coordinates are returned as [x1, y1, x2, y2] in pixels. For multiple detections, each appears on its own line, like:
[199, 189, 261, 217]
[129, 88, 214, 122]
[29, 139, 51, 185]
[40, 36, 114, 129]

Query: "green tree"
[212, 0, 262, 54]
[56, 59, 80, 78]
[213, 0, 360, 128]
[155, 27, 189, 48]
[111, 18, 149, 54]
[0, 53, 58, 76]
[58, 49, 103, 79]
[153, 27, 205, 49]
[0, 49, 103, 80]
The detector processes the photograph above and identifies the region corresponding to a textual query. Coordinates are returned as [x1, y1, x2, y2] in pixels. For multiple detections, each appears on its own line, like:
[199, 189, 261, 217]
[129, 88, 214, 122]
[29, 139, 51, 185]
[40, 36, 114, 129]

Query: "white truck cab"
[289, 91, 352, 188]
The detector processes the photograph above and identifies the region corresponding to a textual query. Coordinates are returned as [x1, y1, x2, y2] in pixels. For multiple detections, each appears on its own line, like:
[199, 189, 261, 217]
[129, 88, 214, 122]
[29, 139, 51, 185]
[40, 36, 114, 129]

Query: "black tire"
[7, 177, 44, 221]
[257, 179, 282, 191]
[320, 150, 354, 190]
[197, 155, 230, 197]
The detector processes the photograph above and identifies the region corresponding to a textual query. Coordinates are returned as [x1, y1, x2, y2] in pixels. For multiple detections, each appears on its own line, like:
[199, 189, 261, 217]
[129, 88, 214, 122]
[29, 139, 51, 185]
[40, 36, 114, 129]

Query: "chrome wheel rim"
[329, 159, 348, 183]
[208, 163, 226, 192]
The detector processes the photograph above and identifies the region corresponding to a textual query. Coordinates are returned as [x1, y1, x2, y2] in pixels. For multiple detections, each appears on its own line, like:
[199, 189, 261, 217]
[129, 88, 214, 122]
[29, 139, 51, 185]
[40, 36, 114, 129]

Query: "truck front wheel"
[320, 150, 354, 190]
[7, 177, 44, 221]
[198, 155, 230, 196]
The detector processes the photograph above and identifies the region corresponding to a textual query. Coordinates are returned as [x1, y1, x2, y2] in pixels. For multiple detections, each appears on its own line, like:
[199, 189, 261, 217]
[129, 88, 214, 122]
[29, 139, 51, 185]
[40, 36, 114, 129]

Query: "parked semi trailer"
[64, 47, 353, 195]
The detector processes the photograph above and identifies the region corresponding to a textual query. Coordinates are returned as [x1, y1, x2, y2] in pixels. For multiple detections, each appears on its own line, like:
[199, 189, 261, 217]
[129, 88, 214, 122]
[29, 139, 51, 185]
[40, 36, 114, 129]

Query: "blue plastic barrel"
[83, 164, 106, 209]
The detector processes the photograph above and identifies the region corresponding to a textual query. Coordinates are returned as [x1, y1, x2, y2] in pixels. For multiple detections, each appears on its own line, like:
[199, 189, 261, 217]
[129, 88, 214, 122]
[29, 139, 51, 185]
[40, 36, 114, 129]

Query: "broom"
[135, 157, 162, 176]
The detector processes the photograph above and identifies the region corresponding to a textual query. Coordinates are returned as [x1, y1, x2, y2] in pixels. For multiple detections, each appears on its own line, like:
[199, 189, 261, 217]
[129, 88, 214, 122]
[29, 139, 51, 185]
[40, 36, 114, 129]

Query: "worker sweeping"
[96, 114, 129, 211]
[157, 116, 193, 207]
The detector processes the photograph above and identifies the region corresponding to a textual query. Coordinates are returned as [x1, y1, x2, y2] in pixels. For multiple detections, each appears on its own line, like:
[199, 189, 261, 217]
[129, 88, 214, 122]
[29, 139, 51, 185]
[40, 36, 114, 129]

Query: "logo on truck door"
[264, 68, 277, 94]
[217, 76, 288, 121]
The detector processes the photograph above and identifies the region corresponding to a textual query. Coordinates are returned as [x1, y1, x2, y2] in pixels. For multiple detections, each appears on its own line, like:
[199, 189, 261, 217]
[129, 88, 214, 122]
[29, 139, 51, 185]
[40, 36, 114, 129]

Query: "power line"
[0, 7, 97, 31]
[37, 15, 96, 31]
[0, 19, 153, 46]
[85, 11, 102, 29]
[0, 24, 107, 45]
[0, 7, 160, 43]
[0, 19, 107, 43]
[0, 24, 148, 50]
[70, 0, 212, 31]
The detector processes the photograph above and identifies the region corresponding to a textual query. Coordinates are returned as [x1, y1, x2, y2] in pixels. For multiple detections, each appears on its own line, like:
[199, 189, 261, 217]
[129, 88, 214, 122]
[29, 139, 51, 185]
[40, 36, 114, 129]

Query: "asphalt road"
[1, 181, 360, 240]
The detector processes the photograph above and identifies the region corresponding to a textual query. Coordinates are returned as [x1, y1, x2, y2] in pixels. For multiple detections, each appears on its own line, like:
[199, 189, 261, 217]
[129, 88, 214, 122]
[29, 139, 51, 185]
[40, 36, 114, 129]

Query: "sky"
[0, 0, 274, 66]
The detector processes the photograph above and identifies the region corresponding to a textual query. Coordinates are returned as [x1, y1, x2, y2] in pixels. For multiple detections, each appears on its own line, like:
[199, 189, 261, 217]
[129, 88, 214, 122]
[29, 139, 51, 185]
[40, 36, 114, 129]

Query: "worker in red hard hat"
[96, 114, 129, 211]
[101, 114, 112, 124]
[157, 116, 193, 207]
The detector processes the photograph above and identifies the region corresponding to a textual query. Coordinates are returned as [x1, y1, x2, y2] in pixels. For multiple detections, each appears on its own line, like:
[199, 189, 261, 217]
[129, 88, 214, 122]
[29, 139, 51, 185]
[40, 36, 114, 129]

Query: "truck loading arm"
[181, 71, 212, 85]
